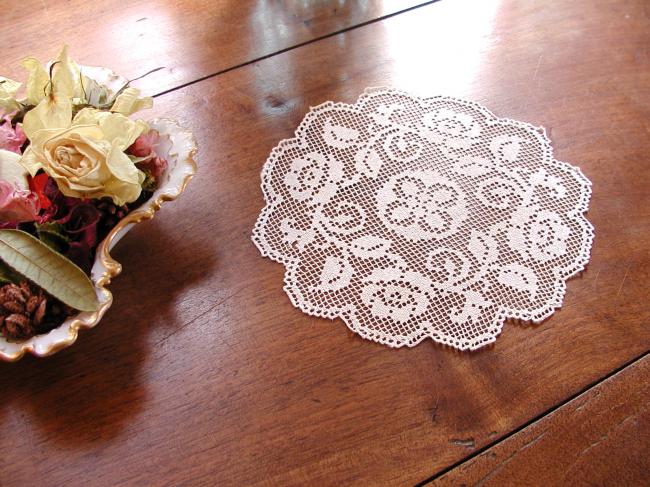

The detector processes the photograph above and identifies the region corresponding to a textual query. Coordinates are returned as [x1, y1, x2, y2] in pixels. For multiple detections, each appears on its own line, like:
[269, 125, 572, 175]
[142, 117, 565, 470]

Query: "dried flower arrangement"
[0, 46, 194, 349]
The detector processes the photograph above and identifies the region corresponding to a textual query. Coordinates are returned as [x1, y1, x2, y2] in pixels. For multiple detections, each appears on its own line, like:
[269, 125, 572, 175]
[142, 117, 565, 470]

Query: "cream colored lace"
[253, 88, 593, 350]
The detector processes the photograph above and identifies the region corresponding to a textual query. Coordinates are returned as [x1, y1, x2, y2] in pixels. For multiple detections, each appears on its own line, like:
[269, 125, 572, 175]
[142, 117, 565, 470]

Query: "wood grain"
[431, 354, 650, 486]
[2, 0, 428, 96]
[1, 0, 649, 485]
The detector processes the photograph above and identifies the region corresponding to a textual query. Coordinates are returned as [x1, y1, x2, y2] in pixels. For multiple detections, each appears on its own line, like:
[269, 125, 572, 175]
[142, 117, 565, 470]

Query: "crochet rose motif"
[252, 89, 593, 350]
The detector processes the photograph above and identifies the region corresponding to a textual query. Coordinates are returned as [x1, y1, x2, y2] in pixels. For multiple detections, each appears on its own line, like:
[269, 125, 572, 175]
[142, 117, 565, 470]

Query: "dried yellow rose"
[20, 47, 76, 141]
[22, 46, 77, 106]
[22, 46, 152, 115]
[110, 87, 153, 116]
[0, 77, 21, 114]
[20, 107, 148, 205]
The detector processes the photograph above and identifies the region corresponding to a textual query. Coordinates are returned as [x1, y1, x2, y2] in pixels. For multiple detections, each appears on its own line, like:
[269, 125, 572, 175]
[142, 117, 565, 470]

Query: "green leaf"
[0, 229, 98, 311]
[36, 222, 70, 253]
[0, 260, 20, 285]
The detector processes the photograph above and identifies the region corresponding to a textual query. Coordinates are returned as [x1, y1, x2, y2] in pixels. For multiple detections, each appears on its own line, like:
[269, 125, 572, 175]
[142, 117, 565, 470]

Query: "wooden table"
[2, 1, 649, 485]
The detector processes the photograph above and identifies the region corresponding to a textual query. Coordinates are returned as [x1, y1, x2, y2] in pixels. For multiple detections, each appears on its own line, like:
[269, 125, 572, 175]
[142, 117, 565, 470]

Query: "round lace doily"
[252, 88, 593, 350]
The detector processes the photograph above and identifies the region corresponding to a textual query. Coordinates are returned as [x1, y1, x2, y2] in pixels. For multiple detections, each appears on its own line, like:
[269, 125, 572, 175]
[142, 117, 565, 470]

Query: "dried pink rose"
[143, 154, 168, 181]
[129, 129, 160, 158]
[0, 114, 26, 154]
[128, 129, 169, 181]
[0, 180, 40, 222]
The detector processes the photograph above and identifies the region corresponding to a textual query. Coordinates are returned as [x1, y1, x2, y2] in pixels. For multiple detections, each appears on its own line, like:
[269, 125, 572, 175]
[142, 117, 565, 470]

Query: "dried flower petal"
[0, 180, 40, 223]
[0, 114, 26, 154]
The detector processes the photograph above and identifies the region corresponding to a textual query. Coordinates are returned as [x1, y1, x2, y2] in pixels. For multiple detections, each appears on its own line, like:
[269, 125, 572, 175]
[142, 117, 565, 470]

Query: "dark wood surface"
[432, 354, 650, 486]
[3, 0, 428, 96]
[1, 0, 649, 485]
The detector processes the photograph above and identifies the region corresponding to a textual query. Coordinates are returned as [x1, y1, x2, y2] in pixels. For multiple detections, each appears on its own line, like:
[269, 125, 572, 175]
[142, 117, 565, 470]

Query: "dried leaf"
[0, 259, 19, 285]
[36, 222, 70, 253]
[0, 229, 98, 311]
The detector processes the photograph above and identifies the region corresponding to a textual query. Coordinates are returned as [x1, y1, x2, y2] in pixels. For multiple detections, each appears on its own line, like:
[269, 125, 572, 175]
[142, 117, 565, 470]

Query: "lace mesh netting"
[252, 88, 593, 350]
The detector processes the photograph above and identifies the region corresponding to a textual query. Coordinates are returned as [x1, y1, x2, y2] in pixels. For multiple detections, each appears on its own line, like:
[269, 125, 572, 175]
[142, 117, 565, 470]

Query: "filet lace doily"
[252, 88, 593, 350]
